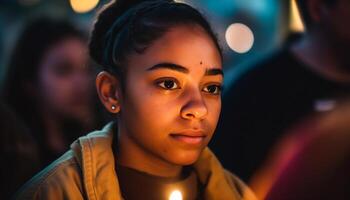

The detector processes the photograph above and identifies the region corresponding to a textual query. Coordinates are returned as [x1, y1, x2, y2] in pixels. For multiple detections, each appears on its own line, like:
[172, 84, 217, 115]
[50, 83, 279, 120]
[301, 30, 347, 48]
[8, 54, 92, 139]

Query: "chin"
[170, 149, 202, 166]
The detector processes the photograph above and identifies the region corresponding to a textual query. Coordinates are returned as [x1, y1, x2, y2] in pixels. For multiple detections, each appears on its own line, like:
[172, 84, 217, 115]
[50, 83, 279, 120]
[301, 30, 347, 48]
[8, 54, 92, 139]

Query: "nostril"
[185, 113, 195, 118]
[181, 100, 208, 120]
[184, 110, 204, 119]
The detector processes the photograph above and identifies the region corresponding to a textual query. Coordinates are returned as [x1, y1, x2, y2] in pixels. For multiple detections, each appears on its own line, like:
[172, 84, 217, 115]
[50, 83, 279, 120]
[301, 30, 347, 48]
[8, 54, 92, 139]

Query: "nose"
[180, 89, 208, 120]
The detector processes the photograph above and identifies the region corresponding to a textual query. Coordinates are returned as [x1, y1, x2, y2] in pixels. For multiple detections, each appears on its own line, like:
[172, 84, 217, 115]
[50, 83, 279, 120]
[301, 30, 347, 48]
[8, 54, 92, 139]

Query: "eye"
[156, 79, 180, 90]
[203, 84, 222, 95]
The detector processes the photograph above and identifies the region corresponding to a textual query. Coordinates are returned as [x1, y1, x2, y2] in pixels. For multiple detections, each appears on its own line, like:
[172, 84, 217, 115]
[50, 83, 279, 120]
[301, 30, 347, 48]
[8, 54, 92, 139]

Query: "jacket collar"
[71, 122, 244, 200]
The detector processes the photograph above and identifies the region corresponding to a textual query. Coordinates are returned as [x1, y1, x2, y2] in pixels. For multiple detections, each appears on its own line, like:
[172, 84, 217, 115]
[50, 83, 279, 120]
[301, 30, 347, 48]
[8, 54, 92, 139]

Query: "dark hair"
[296, 0, 338, 28]
[89, 0, 222, 83]
[1, 17, 86, 153]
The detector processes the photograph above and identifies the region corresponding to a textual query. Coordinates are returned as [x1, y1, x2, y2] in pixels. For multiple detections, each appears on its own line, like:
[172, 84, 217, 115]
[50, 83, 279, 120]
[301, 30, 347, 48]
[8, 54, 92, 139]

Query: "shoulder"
[14, 150, 85, 200]
[223, 170, 258, 200]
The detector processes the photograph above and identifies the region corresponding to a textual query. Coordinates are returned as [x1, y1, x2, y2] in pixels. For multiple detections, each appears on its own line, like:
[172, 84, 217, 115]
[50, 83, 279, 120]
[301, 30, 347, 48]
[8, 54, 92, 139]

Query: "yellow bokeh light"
[290, 0, 305, 32]
[70, 0, 99, 13]
[169, 190, 183, 200]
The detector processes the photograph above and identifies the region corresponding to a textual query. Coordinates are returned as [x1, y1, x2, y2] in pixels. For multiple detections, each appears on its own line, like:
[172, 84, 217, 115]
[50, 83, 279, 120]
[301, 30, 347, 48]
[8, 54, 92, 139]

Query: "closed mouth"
[170, 131, 207, 145]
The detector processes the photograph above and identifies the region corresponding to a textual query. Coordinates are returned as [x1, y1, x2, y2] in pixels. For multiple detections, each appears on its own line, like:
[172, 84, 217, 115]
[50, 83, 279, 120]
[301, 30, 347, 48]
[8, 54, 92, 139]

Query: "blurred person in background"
[1, 17, 105, 167]
[211, 0, 350, 184]
[0, 101, 40, 199]
[263, 101, 350, 200]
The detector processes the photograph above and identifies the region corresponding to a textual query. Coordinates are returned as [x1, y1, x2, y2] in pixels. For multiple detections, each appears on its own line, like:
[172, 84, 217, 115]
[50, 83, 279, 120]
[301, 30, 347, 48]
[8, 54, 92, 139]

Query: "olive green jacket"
[15, 123, 257, 200]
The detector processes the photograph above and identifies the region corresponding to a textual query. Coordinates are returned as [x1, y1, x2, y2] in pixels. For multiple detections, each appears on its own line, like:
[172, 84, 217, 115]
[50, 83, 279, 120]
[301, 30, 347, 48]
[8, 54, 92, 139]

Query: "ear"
[96, 71, 122, 114]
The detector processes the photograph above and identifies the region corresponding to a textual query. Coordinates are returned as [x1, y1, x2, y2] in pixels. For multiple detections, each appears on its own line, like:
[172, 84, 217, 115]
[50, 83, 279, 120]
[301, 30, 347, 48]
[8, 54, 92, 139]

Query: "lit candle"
[169, 190, 183, 200]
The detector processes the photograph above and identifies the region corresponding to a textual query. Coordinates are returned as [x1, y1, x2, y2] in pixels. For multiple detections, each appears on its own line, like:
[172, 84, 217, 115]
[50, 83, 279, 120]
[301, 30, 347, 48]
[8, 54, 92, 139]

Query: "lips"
[170, 130, 207, 145]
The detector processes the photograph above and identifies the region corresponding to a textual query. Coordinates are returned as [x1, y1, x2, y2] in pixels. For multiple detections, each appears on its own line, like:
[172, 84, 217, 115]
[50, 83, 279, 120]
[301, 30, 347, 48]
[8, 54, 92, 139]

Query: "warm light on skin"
[169, 190, 183, 200]
[97, 25, 223, 178]
[290, 0, 305, 32]
[118, 25, 222, 176]
[70, 0, 99, 13]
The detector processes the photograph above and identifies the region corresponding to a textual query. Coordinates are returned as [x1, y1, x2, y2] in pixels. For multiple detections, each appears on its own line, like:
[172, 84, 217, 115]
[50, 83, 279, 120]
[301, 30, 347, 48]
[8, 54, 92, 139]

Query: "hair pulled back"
[89, 0, 222, 80]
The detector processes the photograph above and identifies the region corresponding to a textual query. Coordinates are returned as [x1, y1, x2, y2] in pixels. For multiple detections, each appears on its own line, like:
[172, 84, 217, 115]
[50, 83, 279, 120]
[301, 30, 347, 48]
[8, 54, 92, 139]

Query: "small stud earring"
[111, 105, 116, 110]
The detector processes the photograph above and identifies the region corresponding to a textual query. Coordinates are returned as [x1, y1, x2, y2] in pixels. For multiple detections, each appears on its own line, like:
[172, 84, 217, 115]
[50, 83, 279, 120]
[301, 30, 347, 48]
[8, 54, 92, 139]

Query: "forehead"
[43, 38, 87, 61]
[127, 24, 222, 72]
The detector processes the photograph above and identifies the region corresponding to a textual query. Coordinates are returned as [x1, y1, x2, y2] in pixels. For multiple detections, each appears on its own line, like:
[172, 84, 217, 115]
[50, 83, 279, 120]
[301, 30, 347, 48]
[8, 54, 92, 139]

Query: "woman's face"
[37, 38, 93, 122]
[119, 25, 223, 166]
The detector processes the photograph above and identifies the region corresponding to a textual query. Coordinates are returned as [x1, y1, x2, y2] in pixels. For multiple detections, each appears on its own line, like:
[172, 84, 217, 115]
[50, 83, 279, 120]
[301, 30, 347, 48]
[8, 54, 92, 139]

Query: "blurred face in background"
[37, 37, 93, 122]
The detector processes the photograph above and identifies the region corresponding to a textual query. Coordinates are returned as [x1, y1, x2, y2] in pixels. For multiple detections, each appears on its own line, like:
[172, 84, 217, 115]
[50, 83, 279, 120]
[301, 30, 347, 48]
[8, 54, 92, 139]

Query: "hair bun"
[89, 0, 173, 65]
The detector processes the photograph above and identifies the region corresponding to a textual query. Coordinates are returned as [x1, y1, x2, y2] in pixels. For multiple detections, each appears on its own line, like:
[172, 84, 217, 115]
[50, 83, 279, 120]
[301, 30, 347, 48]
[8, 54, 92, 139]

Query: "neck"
[291, 30, 350, 83]
[116, 121, 182, 178]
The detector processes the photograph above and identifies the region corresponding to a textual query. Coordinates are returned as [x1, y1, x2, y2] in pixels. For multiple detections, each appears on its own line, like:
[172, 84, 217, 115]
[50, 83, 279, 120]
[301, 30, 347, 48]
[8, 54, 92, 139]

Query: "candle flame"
[169, 190, 183, 200]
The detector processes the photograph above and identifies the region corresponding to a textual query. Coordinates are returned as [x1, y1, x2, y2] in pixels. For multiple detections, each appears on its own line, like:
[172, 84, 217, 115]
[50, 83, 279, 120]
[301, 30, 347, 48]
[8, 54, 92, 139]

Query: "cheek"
[38, 70, 73, 107]
[124, 85, 179, 132]
[205, 98, 222, 131]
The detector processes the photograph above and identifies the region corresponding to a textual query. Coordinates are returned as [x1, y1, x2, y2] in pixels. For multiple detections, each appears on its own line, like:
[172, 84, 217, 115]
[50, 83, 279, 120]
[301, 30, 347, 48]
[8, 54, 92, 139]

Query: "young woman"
[15, 0, 256, 199]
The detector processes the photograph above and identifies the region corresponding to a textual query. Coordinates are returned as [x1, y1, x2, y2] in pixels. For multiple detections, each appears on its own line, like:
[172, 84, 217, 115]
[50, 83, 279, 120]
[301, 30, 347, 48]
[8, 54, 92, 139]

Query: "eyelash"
[156, 78, 181, 90]
[203, 84, 222, 95]
[155, 78, 222, 95]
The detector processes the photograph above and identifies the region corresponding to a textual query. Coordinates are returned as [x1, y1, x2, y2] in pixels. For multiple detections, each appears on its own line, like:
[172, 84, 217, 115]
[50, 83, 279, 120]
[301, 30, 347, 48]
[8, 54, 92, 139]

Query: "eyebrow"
[147, 63, 189, 73]
[147, 62, 223, 77]
[205, 68, 224, 77]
